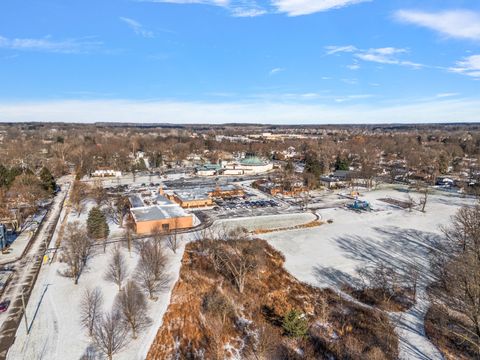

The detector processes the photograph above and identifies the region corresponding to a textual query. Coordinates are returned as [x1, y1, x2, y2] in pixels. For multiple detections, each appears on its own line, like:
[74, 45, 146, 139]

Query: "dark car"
[0, 300, 11, 313]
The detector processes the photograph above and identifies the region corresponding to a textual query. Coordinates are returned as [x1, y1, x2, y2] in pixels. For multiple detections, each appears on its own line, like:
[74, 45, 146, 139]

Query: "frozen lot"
[213, 212, 316, 233]
[260, 188, 473, 287]
[260, 187, 475, 360]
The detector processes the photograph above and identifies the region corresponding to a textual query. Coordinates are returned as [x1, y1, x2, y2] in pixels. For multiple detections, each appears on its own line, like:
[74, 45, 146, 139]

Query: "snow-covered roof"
[130, 205, 189, 222]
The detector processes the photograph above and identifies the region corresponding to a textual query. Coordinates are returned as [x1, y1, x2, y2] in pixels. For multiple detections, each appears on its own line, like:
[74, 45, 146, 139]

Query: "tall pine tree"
[87, 207, 110, 240]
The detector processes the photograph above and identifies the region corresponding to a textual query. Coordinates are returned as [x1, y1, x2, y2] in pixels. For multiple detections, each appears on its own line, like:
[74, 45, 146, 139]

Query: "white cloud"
[436, 93, 459, 98]
[0, 35, 101, 53]
[449, 54, 480, 79]
[325, 45, 357, 55]
[272, 0, 371, 16]
[326, 45, 424, 69]
[269, 67, 285, 75]
[139, 0, 266, 17]
[230, 2, 267, 17]
[1, 97, 479, 124]
[141, 0, 370, 16]
[395, 9, 480, 41]
[120, 17, 154, 38]
[347, 60, 360, 70]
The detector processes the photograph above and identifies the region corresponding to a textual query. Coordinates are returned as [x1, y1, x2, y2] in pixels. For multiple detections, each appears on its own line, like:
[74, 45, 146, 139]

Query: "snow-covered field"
[6, 191, 190, 360]
[6, 238, 187, 360]
[213, 212, 316, 233]
[260, 187, 475, 360]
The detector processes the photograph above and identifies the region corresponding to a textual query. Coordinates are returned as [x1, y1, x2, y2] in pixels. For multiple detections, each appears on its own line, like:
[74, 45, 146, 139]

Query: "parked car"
[0, 300, 11, 313]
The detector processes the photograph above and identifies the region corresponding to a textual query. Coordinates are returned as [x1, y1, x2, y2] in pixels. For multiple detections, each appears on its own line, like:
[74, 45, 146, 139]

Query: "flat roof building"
[166, 184, 244, 208]
[128, 190, 193, 235]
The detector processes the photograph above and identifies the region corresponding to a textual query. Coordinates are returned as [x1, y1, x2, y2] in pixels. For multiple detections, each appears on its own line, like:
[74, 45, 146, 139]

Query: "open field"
[5, 237, 188, 360]
[259, 187, 476, 360]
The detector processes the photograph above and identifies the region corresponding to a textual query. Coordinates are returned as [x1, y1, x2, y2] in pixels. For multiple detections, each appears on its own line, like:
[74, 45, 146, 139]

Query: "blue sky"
[0, 0, 479, 123]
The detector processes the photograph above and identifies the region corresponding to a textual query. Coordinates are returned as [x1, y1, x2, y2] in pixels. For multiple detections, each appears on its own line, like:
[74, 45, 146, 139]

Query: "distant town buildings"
[165, 184, 244, 208]
[195, 155, 273, 176]
[91, 169, 122, 178]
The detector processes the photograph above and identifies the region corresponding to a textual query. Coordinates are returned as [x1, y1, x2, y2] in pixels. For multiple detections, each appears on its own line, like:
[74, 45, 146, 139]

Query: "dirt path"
[390, 288, 443, 360]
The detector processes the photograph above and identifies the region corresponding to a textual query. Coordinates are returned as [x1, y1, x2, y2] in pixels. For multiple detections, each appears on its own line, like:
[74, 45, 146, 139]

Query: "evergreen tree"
[0, 165, 36, 189]
[39, 167, 57, 194]
[282, 309, 308, 338]
[304, 152, 323, 177]
[334, 155, 350, 171]
[87, 207, 110, 240]
[0, 165, 8, 188]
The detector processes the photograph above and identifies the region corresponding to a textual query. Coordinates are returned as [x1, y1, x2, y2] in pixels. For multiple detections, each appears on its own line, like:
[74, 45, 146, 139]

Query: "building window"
[162, 224, 169, 231]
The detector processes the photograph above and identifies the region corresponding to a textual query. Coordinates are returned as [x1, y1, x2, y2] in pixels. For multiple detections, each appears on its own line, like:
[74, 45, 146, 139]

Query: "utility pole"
[21, 291, 29, 334]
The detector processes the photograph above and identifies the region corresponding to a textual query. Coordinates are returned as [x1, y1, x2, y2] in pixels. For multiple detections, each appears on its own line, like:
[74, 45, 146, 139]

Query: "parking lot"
[202, 189, 294, 220]
[213, 196, 279, 211]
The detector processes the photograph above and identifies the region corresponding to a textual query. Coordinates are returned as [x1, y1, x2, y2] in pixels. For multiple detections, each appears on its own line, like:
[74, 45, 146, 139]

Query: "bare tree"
[115, 195, 130, 228]
[135, 240, 169, 299]
[405, 261, 420, 301]
[115, 281, 151, 339]
[92, 179, 107, 206]
[70, 180, 88, 217]
[166, 225, 179, 254]
[105, 247, 128, 291]
[151, 224, 163, 246]
[61, 222, 94, 284]
[124, 227, 133, 255]
[358, 262, 400, 305]
[213, 241, 259, 294]
[91, 310, 129, 360]
[202, 289, 236, 325]
[430, 204, 480, 353]
[316, 293, 330, 324]
[80, 287, 104, 336]
[417, 183, 429, 212]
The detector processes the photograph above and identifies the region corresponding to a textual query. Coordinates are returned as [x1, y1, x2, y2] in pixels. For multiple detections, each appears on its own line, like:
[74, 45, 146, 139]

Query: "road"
[0, 180, 70, 360]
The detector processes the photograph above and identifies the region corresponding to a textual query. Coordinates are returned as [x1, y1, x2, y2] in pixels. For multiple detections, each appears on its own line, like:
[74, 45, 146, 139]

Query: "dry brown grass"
[253, 220, 323, 235]
[342, 284, 416, 312]
[146, 239, 399, 360]
[425, 303, 479, 360]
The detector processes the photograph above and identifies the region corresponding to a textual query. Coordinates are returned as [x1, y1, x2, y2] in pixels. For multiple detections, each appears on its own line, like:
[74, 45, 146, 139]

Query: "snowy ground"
[6, 236, 188, 360]
[212, 212, 316, 233]
[0, 210, 48, 265]
[6, 184, 190, 360]
[260, 187, 474, 360]
[5, 185, 473, 360]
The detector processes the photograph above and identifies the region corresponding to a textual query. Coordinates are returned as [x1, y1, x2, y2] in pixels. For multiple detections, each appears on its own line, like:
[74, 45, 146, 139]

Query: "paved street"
[0, 182, 70, 360]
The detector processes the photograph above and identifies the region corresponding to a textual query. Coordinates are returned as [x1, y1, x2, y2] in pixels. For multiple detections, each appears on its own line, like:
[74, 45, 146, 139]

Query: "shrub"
[282, 309, 308, 339]
[203, 289, 236, 324]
